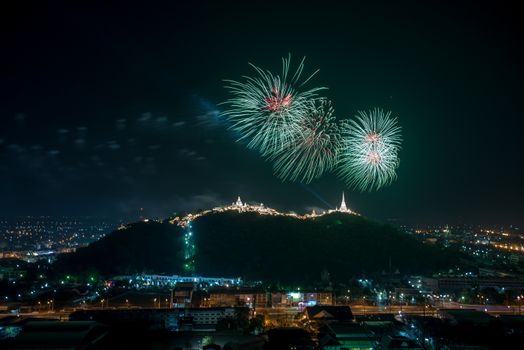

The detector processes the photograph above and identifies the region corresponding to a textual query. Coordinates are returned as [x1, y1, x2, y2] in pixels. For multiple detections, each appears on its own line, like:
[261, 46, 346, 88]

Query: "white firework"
[221, 55, 325, 157]
[338, 108, 402, 191]
[271, 99, 341, 183]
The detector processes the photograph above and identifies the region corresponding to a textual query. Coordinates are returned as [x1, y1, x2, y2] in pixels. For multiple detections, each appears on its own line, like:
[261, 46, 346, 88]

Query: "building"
[208, 289, 237, 307]
[124, 274, 242, 288]
[265, 328, 314, 350]
[1, 321, 109, 349]
[173, 282, 194, 308]
[305, 292, 333, 306]
[438, 309, 494, 326]
[327, 193, 356, 215]
[282, 292, 334, 307]
[339, 192, 349, 212]
[380, 336, 423, 350]
[437, 277, 524, 292]
[393, 288, 419, 299]
[228, 196, 276, 215]
[0, 258, 27, 282]
[169, 193, 359, 229]
[70, 308, 179, 330]
[70, 307, 243, 332]
[418, 277, 439, 293]
[304, 306, 354, 324]
[318, 323, 376, 350]
[207, 288, 267, 308]
[183, 307, 237, 331]
[355, 314, 401, 340]
[509, 254, 524, 265]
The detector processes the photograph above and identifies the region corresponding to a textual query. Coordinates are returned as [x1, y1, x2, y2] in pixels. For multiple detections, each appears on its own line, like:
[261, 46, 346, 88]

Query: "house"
[304, 306, 354, 324]
[438, 309, 494, 326]
[380, 336, 423, 350]
[265, 327, 314, 350]
[318, 323, 376, 350]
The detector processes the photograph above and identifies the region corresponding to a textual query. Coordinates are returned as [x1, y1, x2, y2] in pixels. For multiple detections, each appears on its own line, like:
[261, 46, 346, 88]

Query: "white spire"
[340, 192, 348, 212]
[235, 196, 243, 207]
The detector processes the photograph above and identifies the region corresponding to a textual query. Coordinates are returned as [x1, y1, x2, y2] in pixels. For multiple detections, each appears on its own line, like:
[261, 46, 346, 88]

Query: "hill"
[192, 212, 467, 283]
[55, 221, 185, 277]
[55, 212, 469, 283]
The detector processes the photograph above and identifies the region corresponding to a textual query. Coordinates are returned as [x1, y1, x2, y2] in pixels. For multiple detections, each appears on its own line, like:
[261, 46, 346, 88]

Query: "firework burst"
[271, 99, 341, 183]
[221, 55, 325, 156]
[337, 108, 402, 191]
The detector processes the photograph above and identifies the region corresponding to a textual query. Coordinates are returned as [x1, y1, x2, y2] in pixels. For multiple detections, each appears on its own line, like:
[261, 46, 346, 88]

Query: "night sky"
[1, 1, 523, 225]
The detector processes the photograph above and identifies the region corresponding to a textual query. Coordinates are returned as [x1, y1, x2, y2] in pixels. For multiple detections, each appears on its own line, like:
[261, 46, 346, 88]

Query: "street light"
[45, 300, 54, 312]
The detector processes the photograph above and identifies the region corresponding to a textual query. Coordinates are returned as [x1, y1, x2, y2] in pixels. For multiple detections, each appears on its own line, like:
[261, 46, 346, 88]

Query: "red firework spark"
[264, 85, 291, 112]
[365, 132, 380, 144]
[367, 151, 381, 164]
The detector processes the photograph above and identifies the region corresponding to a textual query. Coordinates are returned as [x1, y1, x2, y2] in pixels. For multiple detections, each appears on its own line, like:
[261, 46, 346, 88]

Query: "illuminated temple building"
[339, 192, 349, 212]
[170, 193, 358, 228]
[334, 192, 356, 214]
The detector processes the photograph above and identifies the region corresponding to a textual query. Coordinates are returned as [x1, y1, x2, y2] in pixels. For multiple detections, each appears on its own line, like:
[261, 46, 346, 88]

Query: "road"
[3, 302, 524, 325]
[258, 302, 524, 325]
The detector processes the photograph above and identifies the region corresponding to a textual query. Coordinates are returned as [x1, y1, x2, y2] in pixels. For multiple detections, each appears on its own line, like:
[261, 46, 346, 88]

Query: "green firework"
[221, 55, 325, 157]
[271, 99, 341, 183]
[337, 108, 402, 191]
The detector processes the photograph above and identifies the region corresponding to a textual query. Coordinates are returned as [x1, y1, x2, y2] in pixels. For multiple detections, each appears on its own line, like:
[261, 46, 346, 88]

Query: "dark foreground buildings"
[2, 305, 524, 349]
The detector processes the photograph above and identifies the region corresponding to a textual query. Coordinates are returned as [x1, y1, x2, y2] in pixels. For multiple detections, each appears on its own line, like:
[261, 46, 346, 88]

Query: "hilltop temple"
[327, 192, 355, 215]
[171, 193, 357, 228]
[233, 193, 355, 216]
[338, 192, 352, 213]
[232, 196, 266, 210]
